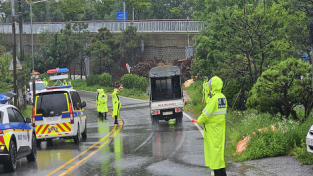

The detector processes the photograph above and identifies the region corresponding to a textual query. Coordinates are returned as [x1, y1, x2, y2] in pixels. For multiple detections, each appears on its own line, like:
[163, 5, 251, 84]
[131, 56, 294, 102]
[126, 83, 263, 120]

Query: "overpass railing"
[0, 20, 204, 34]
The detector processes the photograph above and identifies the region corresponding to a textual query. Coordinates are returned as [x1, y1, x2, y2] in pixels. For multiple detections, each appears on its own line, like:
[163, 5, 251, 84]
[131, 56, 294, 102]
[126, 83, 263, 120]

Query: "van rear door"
[34, 91, 72, 138]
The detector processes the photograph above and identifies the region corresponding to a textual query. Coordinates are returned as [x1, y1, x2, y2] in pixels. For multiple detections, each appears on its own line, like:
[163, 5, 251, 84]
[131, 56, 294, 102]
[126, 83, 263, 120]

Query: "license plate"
[48, 127, 58, 132]
[306, 138, 313, 146]
[163, 111, 173, 115]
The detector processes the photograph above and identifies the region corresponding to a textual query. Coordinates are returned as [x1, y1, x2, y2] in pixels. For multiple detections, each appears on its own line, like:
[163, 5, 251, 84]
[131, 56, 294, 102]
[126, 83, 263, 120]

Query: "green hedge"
[87, 73, 112, 87]
[121, 74, 148, 91]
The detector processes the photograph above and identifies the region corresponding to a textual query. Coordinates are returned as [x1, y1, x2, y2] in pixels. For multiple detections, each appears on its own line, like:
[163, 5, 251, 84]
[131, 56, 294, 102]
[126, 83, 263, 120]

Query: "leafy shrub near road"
[121, 74, 148, 91]
[247, 58, 313, 122]
[87, 73, 112, 87]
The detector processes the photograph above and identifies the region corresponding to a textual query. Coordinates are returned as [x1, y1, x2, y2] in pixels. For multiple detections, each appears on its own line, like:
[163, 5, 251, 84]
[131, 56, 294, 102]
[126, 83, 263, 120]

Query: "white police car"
[0, 104, 37, 172]
[26, 80, 46, 105]
[306, 125, 313, 153]
[33, 85, 87, 145]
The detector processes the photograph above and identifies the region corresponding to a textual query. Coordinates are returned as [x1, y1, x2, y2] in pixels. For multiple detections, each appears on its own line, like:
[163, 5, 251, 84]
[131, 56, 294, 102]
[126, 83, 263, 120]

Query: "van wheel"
[74, 125, 81, 144]
[4, 140, 17, 172]
[152, 116, 159, 126]
[176, 113, 183, 124]
[82, 123, 87, 139]
[27, 133, 37, 161]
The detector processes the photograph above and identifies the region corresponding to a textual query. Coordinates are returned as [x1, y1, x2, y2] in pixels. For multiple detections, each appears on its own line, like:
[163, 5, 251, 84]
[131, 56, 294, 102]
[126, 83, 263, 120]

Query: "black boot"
[104, 112, 107, 120]
[100, 113, 104, 120]
[114, 116, 118, 124]
[98, 112, 101, 118]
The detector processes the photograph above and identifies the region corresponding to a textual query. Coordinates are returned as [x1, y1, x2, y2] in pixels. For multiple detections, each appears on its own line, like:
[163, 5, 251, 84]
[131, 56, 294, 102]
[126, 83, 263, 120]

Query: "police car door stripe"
[212, 110, 227, 115]
[203, 109, 210, 117]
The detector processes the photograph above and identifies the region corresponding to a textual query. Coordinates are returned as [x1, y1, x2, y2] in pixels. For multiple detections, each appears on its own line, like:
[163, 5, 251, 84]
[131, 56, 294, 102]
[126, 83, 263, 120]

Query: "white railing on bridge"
[0, 20, 204, 34]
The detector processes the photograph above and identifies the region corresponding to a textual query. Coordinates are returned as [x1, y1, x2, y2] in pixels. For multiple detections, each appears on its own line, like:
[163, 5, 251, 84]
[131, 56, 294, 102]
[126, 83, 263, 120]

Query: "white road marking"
[183, 112, 204, 138]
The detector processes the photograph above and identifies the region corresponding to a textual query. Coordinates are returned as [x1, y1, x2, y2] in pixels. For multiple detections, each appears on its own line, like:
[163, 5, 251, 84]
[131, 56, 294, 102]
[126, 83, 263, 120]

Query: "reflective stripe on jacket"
[197, 76, 227, 170]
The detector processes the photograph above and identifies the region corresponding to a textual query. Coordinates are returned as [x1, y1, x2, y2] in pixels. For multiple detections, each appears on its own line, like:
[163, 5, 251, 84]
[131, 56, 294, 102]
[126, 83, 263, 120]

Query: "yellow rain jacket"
[197, 76, 227, 170]
[112, 89, 121, 117]
[63, 80, 67, 85]
[202, 80, 209, 104]
[97, 89, 108, 113]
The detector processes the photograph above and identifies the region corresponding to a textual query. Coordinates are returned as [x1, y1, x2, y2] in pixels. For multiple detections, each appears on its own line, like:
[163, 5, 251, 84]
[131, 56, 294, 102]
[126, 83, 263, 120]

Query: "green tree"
[247, 58, 313, 122]
[88, 27, 119, 75]
[125, 0, 151, 20]
[59, 0, 87, 21]
[118, 25, 145, 67]
[192, 1, 300, 110]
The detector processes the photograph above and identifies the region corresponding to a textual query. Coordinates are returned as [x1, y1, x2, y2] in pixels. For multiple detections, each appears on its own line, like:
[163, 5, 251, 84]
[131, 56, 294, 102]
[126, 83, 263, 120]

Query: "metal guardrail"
[0, 20, 204, 34]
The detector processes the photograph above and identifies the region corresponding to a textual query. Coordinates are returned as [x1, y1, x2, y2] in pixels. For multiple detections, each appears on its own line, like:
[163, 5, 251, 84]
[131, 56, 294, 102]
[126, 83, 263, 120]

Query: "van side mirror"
[26, 117, 31, 123]
[81, 101, 86, 108]
[146, 90, 149, 95]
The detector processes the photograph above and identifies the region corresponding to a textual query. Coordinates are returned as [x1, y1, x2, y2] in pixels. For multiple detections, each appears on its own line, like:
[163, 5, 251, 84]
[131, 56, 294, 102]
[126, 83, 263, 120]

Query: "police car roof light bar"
[46, 85, 72, 90]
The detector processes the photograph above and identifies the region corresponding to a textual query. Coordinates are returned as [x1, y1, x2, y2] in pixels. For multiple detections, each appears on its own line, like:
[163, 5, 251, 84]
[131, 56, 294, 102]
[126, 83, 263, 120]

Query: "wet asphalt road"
[0, 90, 312, 175]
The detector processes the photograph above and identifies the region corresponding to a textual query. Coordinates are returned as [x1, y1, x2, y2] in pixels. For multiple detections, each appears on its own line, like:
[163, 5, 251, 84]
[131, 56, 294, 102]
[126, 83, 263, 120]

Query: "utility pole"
[123, 2, 125, 30]
[18, 0, 23, 61]
[11, 0, 18, 107]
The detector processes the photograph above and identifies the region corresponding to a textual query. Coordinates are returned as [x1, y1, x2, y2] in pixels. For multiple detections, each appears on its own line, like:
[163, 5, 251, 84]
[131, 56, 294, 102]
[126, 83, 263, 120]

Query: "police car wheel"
[74, 125, 81, 144]
[36, 139, 42, 147]
[4, 140, 17, 172]
[27, 133, 37, 161]
[82, 123, 87, 139]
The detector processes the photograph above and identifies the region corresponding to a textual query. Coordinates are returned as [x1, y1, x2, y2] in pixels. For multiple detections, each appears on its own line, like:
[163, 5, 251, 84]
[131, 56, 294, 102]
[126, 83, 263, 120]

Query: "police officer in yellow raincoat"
[197, 76, 227, 176]
[97, 89, 108, 120]
[112, 88, 121, 124]
[202, 76, 209, 104]
[43, 78, 48, 87]
[63, 79, 67, 85]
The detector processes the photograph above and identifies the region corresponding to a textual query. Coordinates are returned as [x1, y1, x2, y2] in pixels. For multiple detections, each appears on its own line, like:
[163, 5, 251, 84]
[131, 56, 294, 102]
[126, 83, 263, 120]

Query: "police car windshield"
[36, 92, 69, 117]
[30, 83, 46, 91]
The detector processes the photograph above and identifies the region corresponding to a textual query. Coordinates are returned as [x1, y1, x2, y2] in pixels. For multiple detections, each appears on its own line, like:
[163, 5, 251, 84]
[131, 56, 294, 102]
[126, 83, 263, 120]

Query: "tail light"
[69, 103, 74, 124]
[152, 110, 160, 115]
[32, 106, 36, 127]
[175, 108, 183, 113]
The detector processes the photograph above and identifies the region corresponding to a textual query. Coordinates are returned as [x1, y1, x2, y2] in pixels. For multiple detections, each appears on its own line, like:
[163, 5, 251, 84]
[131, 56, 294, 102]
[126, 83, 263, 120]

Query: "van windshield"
[150, 76, 182, 101]
[30, 83, 46, 91]
[36, 92, 69, 117]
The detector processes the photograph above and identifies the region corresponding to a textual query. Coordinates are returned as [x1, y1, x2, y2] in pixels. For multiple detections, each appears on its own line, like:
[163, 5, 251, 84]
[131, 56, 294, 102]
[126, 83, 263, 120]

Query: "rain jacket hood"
[209, 76, 223, 95]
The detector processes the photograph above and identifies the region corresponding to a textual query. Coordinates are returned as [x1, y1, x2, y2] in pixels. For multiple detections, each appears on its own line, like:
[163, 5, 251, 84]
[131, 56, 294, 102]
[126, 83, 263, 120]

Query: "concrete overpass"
[2, 20, 203, 63]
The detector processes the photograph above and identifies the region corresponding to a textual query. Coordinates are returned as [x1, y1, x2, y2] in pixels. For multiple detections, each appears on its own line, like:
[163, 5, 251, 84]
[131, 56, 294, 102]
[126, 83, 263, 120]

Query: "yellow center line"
[59, 117, 124, 176]
[46, 100, 122, 176]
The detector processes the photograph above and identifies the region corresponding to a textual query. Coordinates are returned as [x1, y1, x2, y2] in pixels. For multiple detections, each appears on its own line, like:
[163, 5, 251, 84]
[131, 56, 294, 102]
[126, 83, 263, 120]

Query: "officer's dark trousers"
[214, 168, 227, 176]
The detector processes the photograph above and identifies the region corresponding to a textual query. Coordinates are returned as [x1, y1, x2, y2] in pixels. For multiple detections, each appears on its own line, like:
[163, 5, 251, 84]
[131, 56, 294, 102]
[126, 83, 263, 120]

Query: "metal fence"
[0, 20, 204, 34]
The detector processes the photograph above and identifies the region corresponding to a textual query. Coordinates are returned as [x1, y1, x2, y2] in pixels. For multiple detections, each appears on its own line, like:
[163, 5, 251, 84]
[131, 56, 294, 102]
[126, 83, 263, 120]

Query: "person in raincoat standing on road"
[197, 76, 227, 176]
[97, 88, 108, 120]
[112, 88, 121, 124]
[202, 76, 209, 104]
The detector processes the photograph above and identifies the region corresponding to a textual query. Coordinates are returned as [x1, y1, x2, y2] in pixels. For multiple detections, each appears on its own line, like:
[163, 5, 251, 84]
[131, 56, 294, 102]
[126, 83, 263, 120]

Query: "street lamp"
[24, 0, 58, 106]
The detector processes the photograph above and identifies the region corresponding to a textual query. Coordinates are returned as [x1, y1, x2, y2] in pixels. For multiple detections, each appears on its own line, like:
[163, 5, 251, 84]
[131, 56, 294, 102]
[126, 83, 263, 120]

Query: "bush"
[121, 74, 148, 91]
[86, 74, 99, 86]
[247, 58, 313, 122]
[98, 73, 112, 87]
[86, 73, 112, 87]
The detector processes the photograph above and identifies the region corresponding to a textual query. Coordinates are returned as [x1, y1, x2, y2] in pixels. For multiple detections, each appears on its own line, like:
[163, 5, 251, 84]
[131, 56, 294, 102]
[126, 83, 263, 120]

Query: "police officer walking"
[96, 88, 108, 120]
[197, 76, 227, 176]
[112, 88, 121, 125]
[202, 76, 209, 104]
